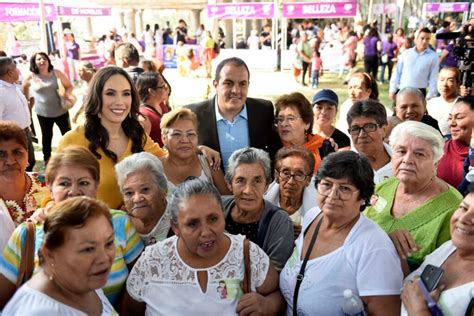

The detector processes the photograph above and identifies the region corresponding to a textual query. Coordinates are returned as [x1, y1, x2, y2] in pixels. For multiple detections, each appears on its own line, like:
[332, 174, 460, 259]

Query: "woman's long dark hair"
[84, 66, 145, 162]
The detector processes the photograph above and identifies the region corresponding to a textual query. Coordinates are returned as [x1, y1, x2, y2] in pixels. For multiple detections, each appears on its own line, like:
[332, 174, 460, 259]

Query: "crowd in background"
[0, 13, 473, 316]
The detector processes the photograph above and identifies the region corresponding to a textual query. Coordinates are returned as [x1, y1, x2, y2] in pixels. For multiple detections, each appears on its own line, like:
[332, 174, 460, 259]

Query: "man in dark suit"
[186, 57, 280, 170]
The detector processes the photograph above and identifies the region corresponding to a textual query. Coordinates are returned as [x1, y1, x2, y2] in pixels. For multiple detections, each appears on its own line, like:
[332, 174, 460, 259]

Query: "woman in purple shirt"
[380, 34, 398, 84]
[363, 27, 381, 80]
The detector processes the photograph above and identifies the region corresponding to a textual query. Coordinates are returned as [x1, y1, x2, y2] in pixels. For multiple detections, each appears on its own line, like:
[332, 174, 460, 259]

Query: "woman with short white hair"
[365, 121, 463, 274]
[116, 152, 170, 246]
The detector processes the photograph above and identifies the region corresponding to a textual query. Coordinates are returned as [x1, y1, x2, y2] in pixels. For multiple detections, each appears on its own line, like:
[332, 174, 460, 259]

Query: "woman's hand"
[401, 279, 431, 316]
[401, 278, 444, 316]
[389, 229, 420, 259]
[29, 208, 46, 224]
[198, 145, 221, 171]
[236, 292, 267, 316]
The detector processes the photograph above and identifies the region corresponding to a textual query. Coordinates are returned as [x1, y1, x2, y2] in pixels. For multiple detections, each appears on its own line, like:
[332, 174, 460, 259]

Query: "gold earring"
[49, 263, 55, 281]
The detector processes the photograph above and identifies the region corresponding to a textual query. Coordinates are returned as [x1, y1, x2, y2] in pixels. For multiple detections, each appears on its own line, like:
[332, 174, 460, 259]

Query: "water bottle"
[342, 289, 365, 316]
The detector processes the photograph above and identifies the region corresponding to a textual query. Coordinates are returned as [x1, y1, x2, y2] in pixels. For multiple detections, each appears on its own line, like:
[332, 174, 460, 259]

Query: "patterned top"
[127, 233, 269, 315]
[140, 209, 171, 247]
[1, 172, 47, 226]
[0, 209, 144, 307]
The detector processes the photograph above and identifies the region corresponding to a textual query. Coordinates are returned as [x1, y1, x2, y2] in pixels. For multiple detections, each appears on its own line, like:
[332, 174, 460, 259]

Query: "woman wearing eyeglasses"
[365, 121, 463, 274]
[347, 100, 392, 184]
[280, 151, 403, 315]
[264, 147, 317, 238]
[160, 108, 229, 197]
[275, 92, 334, 173]
[136, 71, 170, 146]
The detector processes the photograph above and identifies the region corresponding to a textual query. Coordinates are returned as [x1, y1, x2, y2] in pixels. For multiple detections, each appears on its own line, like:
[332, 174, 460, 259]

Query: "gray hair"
[389, 121, 444, 163]
[115, 152, 167, 193]
[396, 87, 427, 106]
[167, 178, 223, 224]
[225, 147, 271, 184]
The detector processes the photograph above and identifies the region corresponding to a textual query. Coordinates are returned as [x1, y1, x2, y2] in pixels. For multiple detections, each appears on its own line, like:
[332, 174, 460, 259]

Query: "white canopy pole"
[38, 0, 48, 52]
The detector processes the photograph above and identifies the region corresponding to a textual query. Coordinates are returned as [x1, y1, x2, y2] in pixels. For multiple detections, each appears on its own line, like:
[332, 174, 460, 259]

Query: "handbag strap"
[241, 238, 251, 294]
[292, 216, 323, 316]
[16, 220, 36, 289]
[197, 153, 214, 184]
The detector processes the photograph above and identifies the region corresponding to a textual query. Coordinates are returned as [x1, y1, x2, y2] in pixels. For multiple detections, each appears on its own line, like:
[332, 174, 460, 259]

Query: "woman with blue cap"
[312, 89, 351, 150]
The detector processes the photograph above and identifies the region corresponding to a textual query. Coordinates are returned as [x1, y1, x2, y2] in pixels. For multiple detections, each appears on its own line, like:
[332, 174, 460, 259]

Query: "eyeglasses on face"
[316, 180, 359, 200]
[275, 116, 302, 125]
[348, 123, 380, 135]
[167, 131, 198, 140]
[276, 169, 310, 182]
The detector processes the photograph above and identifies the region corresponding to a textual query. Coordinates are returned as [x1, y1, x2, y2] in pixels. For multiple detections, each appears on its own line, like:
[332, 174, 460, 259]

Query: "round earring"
[49, 263, 55, 281]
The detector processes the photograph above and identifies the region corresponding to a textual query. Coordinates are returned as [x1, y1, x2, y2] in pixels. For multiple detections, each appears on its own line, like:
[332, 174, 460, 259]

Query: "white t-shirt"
[2, 285, 115, 316]
[280, 207, 403, 315]
[426, 97, 457, 136]
[402, 240, 474, 316]
[127, 233, 270, 315]
[264, 177, 318, 225]
[247, 35, 260, 50]
[374, 143, 393, 184]
[335, 99, 353, 137]
[353, 143, 393, 184]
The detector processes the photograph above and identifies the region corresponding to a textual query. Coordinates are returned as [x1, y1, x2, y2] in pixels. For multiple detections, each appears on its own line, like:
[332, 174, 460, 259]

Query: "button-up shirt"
[215, 100, 250, 171]
[0, 80, 31, 129]
[389, 47, 439, 99]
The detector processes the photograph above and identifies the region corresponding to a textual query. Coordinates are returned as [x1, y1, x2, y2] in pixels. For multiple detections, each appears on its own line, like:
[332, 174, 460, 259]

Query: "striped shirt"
[0, 209, 143, 307]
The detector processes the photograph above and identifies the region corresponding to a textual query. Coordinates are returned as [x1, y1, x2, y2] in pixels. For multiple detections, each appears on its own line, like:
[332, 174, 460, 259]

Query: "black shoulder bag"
[292, 216, 323, 316]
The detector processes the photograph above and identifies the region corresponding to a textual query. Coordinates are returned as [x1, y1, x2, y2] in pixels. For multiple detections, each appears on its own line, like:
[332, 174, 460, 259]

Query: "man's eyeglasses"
[316, 180, 359, 200]
[168, 131, 198, 140]
[275, 116, 302, 125]
[348, 123, 380, 136]
[276, 169, 310, 182]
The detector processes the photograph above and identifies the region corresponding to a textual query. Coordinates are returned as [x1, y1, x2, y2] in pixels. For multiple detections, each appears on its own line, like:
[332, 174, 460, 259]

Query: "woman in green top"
[365, 121, 462, 274]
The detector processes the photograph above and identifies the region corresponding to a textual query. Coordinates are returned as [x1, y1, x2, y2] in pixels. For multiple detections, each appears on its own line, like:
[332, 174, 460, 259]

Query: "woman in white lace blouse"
[122, 178, 285, 315]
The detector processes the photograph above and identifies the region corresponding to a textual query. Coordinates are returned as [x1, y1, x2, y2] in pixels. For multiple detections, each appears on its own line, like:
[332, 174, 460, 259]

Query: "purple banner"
[283, 1, 357, 18]
[207, 3, 275, 19]
[0, 2, 56, 22]
[57, 6, 111, 17]
[423, 2, 469, 13]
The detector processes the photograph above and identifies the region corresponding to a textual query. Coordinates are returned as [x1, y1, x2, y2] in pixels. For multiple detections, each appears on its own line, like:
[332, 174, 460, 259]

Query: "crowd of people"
[0, 15, 473, 316]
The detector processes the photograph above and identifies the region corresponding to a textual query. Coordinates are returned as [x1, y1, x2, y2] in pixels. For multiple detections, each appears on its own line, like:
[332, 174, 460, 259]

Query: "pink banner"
[423, 2, 469, 13]
[57, 6, 111, 17]
[207, 3, 275, 19]
[0, 2, 56, 22]
[282, 1, 357, 18]
[373, 3, 398, 14]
